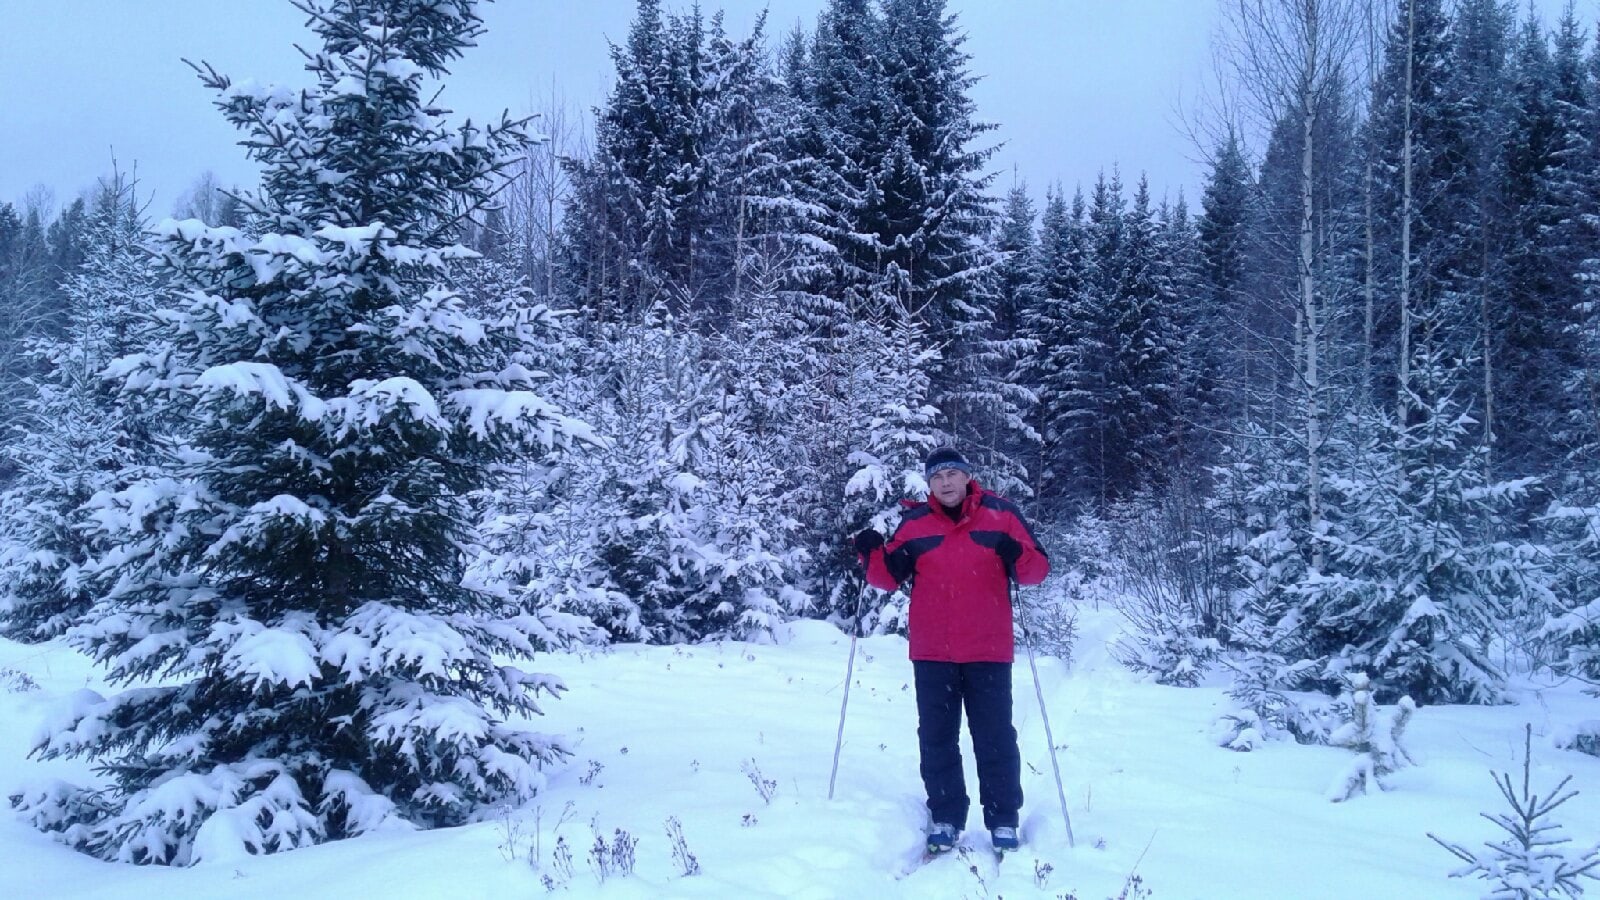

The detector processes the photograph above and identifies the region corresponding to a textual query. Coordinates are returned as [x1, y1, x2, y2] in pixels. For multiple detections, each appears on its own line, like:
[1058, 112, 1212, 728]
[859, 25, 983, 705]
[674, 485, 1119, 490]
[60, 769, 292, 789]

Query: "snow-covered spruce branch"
[1212, 652, 1331, 751]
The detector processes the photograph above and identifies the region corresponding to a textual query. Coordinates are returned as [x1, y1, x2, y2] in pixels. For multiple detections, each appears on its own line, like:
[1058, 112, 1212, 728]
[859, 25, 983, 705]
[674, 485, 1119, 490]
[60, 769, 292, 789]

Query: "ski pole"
[1015, 579, 1075, 848]
[828, 577, 868, 800]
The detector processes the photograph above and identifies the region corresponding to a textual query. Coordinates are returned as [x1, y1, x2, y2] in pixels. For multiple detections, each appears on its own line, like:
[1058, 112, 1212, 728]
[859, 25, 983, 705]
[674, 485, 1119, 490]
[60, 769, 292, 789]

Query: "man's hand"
[853, 528, 885, 556]
[995, 533, 1023, 571]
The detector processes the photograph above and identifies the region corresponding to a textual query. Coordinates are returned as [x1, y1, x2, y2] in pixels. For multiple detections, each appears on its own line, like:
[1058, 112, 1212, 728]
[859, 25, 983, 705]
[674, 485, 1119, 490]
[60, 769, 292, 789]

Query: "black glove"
[885, 545, 915, 583]
[853, 528, 885, 556]
[995, 533, 1024, 571]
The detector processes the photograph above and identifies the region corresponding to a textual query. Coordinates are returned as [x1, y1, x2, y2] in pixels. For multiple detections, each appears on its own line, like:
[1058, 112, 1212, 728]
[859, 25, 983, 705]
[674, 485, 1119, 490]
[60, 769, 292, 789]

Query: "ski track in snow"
[2, 606, 1600, 898]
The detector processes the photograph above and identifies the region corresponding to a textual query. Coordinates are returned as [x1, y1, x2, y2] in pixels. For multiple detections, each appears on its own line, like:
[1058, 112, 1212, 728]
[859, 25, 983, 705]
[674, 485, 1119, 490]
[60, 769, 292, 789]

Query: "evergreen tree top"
[190, 0, 525, 242]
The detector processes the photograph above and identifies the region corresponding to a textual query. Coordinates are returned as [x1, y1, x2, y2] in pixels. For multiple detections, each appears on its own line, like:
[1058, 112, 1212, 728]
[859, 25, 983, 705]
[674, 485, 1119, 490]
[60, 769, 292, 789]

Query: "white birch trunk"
[1398, 0, 1415, 424]
[1300, 0, 1325, 574]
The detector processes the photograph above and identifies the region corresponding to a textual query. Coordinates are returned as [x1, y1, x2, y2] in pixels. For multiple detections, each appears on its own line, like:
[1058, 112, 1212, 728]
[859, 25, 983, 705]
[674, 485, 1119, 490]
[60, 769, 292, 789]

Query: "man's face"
[929, 467, 970, 507]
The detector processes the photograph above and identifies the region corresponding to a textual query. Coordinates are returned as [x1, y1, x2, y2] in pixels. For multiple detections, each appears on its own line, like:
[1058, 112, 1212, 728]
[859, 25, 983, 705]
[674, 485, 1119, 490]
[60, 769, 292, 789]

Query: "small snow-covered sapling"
[1327, 672, 1416, 802]
[1429, 724, 1600, 898]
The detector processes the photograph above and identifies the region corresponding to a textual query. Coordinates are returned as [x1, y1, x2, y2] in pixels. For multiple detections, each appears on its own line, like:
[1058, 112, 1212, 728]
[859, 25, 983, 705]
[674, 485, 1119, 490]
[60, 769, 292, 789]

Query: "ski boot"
[926, 822, 960, 855]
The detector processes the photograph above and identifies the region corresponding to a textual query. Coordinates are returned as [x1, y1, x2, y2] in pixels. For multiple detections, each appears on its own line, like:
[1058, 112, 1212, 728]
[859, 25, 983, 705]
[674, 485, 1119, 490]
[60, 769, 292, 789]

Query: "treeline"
[469, 0, 1600, 709]
[7, 0, 1600, 692]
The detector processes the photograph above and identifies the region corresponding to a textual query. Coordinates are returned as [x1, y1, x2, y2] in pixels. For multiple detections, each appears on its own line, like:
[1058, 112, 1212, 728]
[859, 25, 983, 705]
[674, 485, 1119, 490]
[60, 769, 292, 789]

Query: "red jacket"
[863, 480, 1049, 663]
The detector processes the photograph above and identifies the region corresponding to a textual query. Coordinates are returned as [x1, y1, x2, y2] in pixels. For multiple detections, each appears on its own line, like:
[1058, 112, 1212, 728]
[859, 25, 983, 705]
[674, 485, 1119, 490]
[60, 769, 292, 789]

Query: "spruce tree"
[995, 183, 1046, 493]
[456, 281, 620, 648]
[1066, 170, 1128, 507]
[0, 175, 162, 641]
[562, 1, 779, 324]
[1057, 171, 1184, 504]
[994, 184, 1041, 349]
[1497, 5, 1580, 478]
[46, 197, 90, 308]
[803, 0, 1016, 482]
[1108, 176, 1182, 493]
[807, 0, 896, 314]
[877, 0, 1013, 475]
[14, 0, 590, 864]
[1162, 192, 1223, 476]
[0, 202, 57, 472]
[1547, 12, 1600, 680]
[832, 308, 943, 633]
[1197, 131, 1255, 426]
[568, 303, 812, 644]
[1029, 185, 1093, 515]
[577, 315, 721, 642]
[1289, 352, 1550, 703]
[1446, 0, 1514, 467]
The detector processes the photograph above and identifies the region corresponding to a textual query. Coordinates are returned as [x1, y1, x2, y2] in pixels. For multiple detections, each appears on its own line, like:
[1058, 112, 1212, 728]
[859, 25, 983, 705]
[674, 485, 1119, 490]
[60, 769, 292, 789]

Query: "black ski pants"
[912, 659, 1022, 832]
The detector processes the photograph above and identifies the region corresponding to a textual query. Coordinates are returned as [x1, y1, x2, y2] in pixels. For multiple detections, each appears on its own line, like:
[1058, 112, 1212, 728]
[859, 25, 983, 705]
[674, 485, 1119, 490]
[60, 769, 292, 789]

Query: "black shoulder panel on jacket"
[969, 529, 1004, 549]
[978, 493, 1047, 555]
[978, 494, 1020, 516]
[901, 505, 934, 522]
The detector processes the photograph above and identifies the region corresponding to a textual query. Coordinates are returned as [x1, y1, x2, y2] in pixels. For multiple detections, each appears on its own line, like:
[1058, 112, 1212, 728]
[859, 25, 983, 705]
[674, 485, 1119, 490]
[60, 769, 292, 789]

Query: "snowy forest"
[6, 0, 1600, 885]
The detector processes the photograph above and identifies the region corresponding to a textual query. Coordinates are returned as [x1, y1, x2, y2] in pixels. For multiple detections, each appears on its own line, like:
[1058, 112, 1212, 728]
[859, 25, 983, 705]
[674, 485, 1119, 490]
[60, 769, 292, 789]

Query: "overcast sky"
[0, 0, 1584, 219]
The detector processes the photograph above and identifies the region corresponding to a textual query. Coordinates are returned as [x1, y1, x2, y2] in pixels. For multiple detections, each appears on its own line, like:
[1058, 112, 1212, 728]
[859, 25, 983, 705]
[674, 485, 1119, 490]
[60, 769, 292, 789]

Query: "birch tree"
[1219, 0, 1363, 572]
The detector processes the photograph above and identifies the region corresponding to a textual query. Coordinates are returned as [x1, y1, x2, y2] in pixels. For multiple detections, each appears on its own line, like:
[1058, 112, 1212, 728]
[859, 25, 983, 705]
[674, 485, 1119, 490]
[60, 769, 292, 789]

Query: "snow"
[4, 606, 1600, 898]
[221, 621, 320, 691]
[195, 362, 297, 411]
[323, 604, 471, 681]
[334, 377, 445, 432]
[450, 388, 593, 447]
[314, 223, 390, 252]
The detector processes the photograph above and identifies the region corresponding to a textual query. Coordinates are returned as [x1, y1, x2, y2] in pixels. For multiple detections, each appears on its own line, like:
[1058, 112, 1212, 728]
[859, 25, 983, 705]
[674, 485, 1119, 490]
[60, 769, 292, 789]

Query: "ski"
[896, 829, 970, 879]
[898, 827, 1018, 878]
[895, 845, 958, 879]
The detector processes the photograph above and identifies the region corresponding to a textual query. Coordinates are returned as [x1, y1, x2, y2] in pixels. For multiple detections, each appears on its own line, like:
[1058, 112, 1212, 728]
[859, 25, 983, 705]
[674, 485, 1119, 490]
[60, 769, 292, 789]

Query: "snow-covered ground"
[3, 605, 1599, 899]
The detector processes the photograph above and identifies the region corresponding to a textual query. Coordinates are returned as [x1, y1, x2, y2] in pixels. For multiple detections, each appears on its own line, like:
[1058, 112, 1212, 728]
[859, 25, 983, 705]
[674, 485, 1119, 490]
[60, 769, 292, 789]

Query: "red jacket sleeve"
[864, 525, 909, 591]
[1007, 510, 1050, 586]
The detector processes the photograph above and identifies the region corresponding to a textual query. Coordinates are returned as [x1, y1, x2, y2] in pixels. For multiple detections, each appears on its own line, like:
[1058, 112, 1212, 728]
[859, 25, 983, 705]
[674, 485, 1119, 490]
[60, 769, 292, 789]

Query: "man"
[854, 446, 1050, 856]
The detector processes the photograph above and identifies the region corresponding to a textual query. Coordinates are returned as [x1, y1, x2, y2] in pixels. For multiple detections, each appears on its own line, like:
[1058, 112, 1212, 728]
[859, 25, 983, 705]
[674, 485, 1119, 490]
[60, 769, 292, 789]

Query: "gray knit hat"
[924, 446, 971, 478]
